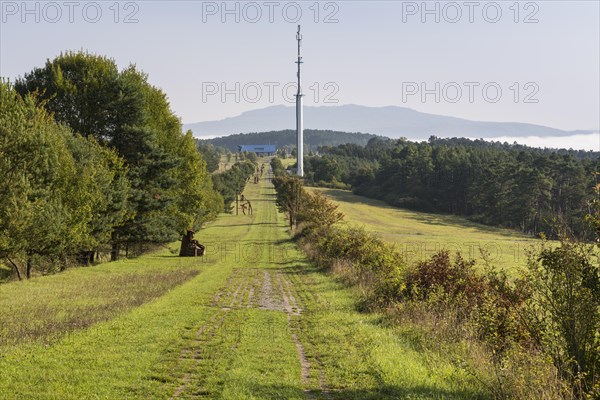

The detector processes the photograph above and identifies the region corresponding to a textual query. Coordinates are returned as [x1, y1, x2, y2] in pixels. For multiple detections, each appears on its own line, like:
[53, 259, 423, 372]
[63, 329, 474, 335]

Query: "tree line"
[303, 136, 599, 239]
[1, 52, 224, 279]
[212, 160, 256, 213]
[204, 129, 377, 153]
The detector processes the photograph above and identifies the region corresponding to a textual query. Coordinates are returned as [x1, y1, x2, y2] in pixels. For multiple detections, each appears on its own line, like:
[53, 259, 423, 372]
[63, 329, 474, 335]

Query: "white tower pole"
[295, 25, 304, 177]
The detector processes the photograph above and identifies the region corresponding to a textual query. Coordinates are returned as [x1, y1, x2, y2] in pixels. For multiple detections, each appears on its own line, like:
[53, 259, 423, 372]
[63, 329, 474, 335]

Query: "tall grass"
[0, 257, 199, 347]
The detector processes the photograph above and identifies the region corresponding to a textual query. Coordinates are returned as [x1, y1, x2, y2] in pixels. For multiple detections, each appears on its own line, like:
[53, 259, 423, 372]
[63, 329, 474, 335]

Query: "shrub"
[296, 191, 344, 236]
[474, 268, 532, 355]
[404, 251, 487, 307]
[270, 157, 286, 176]
[521, 240, 600, 398]
[404, 250, 533, 357]
[307, 226, 405, 308]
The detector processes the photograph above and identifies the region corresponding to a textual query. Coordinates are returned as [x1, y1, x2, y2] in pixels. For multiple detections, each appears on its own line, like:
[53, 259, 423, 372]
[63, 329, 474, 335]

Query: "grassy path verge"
[0, 168, 488, 399]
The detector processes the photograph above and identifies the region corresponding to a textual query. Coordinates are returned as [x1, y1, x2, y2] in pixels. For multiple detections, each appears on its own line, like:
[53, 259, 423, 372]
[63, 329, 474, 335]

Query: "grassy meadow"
[0, 170, 491, 399]
[0, 256, 199, 347]
[280, 156, 297, 168]
[310, 188, 542, 273]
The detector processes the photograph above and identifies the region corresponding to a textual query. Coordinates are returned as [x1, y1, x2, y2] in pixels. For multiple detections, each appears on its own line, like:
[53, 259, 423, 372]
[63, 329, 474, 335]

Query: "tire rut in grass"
[173, 250, 330, 398]
[283, 268, 334, 399]
[171, 310, 228, 399]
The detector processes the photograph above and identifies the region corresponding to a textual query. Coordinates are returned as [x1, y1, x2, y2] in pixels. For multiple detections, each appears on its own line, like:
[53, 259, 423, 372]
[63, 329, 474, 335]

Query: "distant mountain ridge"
[184, 105, 596, 140]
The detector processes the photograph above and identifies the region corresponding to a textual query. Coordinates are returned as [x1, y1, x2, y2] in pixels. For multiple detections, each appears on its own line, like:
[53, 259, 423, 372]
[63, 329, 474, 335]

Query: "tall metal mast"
[295, 25, 304, 177]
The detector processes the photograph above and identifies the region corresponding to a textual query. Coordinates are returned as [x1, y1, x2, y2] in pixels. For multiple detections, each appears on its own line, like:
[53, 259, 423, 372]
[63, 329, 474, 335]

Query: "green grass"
[310, 188, 542, 273]
[281, 157, 296, 168]
[0, 174, 491, 399]
[0, 259, 199, 346]
[289, 263, 487, 399]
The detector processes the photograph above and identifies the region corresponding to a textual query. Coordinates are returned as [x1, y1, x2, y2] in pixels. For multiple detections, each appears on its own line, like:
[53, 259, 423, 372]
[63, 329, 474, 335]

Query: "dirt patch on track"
[204, 268, 330, 399]
[211, 268, 301, 314]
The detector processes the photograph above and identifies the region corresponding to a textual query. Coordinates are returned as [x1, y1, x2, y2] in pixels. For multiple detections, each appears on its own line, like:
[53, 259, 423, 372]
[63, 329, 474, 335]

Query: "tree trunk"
[111, 231, 120, 261]
[6, 257, 22, 281]
[26, 258, 32, 279]
[111, 243, 120, 261]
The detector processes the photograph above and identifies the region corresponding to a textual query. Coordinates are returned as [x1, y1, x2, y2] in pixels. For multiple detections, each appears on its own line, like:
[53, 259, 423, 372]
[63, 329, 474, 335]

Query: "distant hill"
[184, 105, 597, 140]
[203, 130, 378, 152]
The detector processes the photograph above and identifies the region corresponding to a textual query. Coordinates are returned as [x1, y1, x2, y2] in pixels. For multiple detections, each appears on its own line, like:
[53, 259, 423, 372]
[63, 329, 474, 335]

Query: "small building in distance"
[238, 144, 277, 156]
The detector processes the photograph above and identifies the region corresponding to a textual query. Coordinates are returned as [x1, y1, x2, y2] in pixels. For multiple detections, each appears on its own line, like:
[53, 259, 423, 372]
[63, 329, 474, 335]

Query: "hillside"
[184, 104, 597, 140]
[203, 129, 378, 152]
[310, 187, 540, 273]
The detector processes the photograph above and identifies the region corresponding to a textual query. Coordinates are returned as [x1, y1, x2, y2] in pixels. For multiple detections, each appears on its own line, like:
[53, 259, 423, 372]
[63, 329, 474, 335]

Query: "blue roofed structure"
[237, 145, 277, 156]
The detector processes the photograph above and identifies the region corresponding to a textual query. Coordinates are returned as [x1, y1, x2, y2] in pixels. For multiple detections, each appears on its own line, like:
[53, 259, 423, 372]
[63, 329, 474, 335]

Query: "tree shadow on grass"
[207, 222, 279, 228]
[271, 237, 295, 246]
[318, 188, 530, 239]
[0, 264, 14, 282]
[241, 382, 489, 400]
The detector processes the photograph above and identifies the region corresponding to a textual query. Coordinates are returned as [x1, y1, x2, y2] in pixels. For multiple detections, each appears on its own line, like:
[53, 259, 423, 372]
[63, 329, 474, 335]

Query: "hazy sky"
[1, 1, 599, 132]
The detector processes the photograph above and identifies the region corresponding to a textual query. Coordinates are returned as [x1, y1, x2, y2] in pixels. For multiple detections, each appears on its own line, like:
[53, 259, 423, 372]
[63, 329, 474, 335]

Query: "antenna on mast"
[295, 25, 304, 177]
